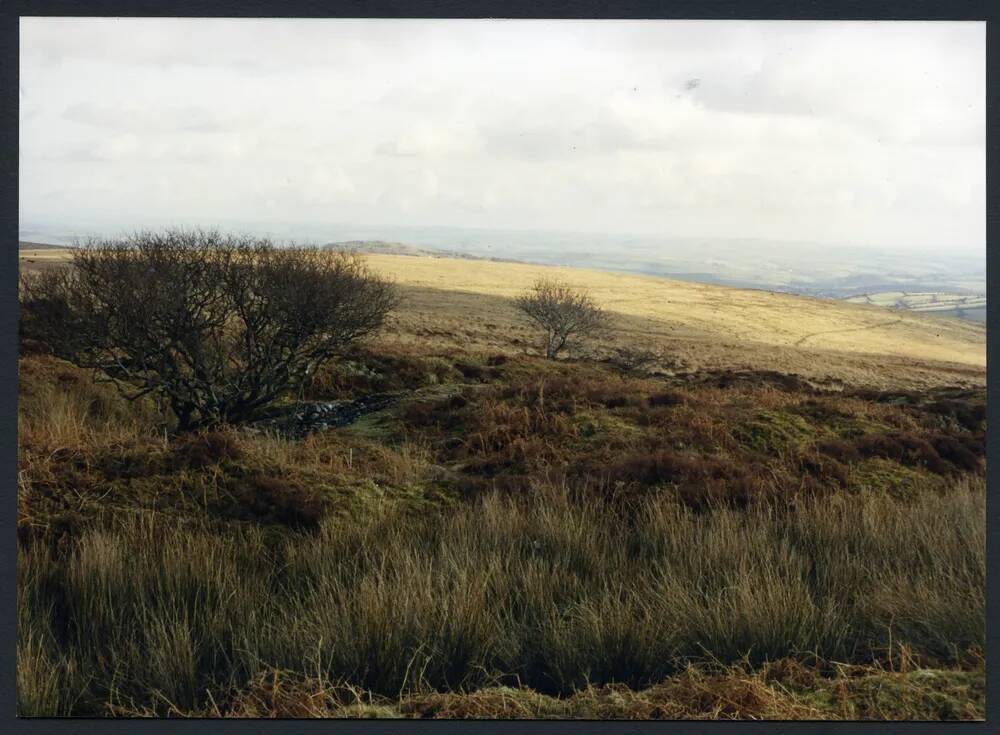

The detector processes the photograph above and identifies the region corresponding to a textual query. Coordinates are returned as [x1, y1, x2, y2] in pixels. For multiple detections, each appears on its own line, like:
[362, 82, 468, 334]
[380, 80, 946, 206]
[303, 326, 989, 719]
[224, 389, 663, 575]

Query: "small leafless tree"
[515, 278, 608, 359]
[19, 229, 399, 430]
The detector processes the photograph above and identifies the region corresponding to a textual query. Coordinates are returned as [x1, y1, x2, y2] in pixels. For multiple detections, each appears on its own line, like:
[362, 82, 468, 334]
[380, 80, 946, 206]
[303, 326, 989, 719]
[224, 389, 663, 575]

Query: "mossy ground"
[173, 661, 985, 720]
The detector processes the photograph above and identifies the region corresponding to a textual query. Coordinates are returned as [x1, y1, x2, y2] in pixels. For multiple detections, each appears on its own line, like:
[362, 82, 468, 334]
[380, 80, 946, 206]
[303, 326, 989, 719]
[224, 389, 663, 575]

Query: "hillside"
[18, 241, 69, 250]
[19, 248, 985, 389]
[17, 338, 986, 719]
[17, 245, 986, 719]
[19, 246, 75, 271]
[362, 254, 985, 389]
[322, 239, 518, 263]
[322, 240, 440, 257]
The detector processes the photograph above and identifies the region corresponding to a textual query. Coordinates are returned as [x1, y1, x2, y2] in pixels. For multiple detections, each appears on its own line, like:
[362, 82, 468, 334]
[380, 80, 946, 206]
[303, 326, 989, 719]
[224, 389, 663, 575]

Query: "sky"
[19, 18, 985, 254]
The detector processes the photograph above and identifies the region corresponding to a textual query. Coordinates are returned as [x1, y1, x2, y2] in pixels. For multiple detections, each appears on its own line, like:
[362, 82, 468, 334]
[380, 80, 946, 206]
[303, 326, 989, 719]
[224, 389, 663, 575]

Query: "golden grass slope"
[19, 248, 986, 388]
[366, 254, 984, 366]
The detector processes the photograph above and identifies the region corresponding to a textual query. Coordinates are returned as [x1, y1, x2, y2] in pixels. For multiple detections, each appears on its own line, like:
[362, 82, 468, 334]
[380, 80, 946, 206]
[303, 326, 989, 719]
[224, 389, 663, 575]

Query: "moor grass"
[15, 345, 986, 719]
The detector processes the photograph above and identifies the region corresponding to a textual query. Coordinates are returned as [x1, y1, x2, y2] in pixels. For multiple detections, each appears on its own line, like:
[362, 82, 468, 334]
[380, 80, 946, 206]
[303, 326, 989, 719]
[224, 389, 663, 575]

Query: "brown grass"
[181, 659, 982, 720]
[17, 485, 985, 717]
[15, 345, 986, 719]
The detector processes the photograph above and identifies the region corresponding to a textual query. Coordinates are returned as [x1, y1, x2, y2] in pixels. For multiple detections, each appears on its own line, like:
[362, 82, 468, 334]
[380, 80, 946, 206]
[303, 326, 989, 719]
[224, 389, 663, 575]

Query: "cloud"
[684, 24, 984, 147]
[63, 101, 234, 134]
[374, 124, 481, 159]
[478, 105, 650, 160]
[18, 18, 985, 253]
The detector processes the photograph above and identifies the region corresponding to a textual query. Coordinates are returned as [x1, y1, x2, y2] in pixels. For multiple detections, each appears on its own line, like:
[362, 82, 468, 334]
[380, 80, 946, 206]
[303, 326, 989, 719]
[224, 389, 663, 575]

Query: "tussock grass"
[15, 351, 986, 718]
[18, 483, 984, 716]
[18, 354, 164, 450]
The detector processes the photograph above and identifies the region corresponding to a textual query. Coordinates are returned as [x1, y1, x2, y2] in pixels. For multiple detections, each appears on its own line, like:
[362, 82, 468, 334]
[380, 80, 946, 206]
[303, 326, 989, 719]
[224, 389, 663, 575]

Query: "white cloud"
[19, 18, 985, 253]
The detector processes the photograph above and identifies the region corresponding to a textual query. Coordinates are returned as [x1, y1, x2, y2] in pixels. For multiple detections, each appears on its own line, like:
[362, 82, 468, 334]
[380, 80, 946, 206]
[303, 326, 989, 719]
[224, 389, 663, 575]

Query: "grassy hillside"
[363, 254, 985, 371]
[20, 249, 986, 390]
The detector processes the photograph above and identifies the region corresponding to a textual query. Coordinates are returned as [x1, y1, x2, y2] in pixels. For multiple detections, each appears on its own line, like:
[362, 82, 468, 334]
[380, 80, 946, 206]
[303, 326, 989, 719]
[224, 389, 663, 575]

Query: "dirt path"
[794, 318, 905, 347]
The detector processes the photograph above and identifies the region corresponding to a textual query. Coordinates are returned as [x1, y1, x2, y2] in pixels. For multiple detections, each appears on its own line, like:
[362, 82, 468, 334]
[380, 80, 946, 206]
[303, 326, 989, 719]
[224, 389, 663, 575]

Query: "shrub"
[607, 346, 662, 375]
[19, 230, 399, 430]
[855, 433, 948, 474]
[515, 278, 608, 359]
[174, 431, 243, 469]
[454, 359, 487, 380]
[816, 438, 861, 464]
[648, 390, 686, 408]
[928, 435, 981, 472]
[924, 400, 986, 432]
[210, 475, 330, 531]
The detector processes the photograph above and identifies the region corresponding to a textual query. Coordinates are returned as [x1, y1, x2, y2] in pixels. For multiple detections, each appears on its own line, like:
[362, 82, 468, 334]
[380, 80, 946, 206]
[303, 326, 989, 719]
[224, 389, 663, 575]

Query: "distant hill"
[322, 240, 438, 256]
[321, 240, 518, 263]
[19, 241, 70, 250]
[17, 245, 985, 386]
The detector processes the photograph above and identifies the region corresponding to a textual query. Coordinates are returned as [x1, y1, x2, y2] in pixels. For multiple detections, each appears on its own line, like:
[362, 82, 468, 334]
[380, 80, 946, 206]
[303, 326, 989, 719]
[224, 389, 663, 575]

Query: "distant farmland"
[844, 292, 987, 323]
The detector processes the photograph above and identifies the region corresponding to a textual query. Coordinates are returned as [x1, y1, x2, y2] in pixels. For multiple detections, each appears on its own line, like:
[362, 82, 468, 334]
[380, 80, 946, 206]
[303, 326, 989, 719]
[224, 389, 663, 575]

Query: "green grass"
[733, 410, 814, 454]
[849, 458, 944, 500]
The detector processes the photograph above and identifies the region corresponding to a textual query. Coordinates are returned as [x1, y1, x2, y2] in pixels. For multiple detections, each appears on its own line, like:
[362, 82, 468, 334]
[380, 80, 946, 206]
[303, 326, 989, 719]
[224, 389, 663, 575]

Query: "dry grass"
[17, 484, 985, 717]
[172, 659, 983, 720]
[21, 249, 986, 389]
[359, 253, 985, 368]
[15, 331, 986, 719]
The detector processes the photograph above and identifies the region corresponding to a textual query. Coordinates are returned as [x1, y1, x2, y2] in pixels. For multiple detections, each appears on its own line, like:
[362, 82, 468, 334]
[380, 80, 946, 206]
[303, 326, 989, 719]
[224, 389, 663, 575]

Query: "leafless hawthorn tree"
[515, 278, 608, 359]
[19, 229, 399, 430]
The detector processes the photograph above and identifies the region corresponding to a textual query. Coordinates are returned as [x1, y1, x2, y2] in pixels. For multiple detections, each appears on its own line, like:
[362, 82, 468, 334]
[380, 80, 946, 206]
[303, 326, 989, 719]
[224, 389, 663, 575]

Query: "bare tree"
[515, 278, 607, 359]
[19, 229, 399, 430]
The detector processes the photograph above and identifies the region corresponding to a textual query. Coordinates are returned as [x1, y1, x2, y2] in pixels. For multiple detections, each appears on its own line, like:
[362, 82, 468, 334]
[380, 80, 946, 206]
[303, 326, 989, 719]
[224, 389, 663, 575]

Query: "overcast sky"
[20, 18, 985, 253]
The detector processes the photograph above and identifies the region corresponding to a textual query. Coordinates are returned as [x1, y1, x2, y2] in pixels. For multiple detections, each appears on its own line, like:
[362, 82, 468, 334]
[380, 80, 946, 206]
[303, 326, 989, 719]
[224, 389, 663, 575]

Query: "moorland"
[17, 246, 986, 719]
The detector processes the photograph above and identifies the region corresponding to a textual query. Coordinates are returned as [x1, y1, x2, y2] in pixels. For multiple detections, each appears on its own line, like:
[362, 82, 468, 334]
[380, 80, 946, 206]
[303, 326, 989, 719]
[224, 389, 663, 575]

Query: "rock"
[248, 393, 400, 438]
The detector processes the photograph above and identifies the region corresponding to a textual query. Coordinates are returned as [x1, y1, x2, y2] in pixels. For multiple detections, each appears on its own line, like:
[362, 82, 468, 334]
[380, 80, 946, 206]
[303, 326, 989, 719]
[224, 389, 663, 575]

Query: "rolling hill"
[19, 248, 985, 389]
[362, 254, 985, 389]
[18, 240, 69, 250]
